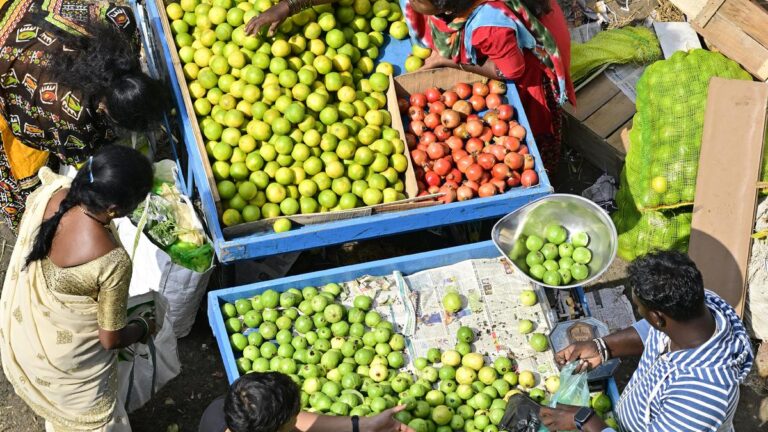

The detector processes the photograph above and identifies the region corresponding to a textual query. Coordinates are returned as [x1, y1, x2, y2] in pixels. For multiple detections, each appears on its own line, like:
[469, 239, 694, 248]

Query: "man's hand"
[245, 1, 290, 36]
[360, 405, 415, 432]
[556, 341, 602, 372]
[539, 405, 579, 431]
[422, 50, 455, 70]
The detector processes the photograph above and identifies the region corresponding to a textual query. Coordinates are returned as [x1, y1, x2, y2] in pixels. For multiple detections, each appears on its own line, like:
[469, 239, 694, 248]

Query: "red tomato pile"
[401, 80, 539, 204]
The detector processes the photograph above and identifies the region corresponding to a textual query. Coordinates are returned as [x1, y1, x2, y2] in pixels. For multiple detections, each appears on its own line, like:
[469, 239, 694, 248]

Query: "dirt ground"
[1, 149, 767, 431]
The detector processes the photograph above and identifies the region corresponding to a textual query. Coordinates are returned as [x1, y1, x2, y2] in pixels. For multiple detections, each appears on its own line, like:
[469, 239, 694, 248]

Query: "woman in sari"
[246, 0, 575, 174]
[0, 145, 153, 431]
[0, 0, 167, 232]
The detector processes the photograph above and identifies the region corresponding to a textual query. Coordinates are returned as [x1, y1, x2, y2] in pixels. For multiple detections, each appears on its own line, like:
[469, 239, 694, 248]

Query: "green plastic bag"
[168, 241, 213, 273]
[538, 362, 590, 432]
[570, 26, 662, 83]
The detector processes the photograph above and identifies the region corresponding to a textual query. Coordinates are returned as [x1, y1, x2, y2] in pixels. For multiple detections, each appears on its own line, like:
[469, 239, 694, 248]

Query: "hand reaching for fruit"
[361, 405, 416, 432]
[422, 50, 454, 70]
[245, 1, 289, 36]
[555, 341, 602, 373]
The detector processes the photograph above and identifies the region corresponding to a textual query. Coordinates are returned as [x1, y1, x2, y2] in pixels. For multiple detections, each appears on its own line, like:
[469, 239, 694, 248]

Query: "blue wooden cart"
[207, 240, 621, 405]
[138, 0, 553, 264]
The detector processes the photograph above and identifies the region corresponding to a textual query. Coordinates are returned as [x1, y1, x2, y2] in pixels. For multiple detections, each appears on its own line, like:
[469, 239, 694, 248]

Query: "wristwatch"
[574, 407, 595, 431]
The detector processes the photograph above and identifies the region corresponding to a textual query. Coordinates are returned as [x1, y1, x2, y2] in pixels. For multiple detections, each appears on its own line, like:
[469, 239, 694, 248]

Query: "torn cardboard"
[689, 77, 768, 316]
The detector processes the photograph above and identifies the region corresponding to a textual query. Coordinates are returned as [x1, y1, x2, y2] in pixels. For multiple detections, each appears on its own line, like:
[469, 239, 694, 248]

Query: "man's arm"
[556, 325, 645, 371]
[295, 405, 413, 432]
[421, 51, 502, 80]
[246, 0, 338, 35]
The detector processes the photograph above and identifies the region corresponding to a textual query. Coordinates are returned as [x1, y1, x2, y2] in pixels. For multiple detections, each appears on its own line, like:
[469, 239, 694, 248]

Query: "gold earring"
[108, 210, 117, 218]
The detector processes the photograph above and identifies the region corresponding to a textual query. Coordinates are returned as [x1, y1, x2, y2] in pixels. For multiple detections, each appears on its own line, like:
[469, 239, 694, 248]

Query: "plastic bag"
[168, 241, 214, 273]
[538, 362, 590, 432]
[570, 26, 661, 83]
[131, 195, 178, 248]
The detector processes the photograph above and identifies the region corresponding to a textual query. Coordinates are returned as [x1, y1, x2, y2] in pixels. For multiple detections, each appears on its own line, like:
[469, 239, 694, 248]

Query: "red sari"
[405, 0, 576, 173]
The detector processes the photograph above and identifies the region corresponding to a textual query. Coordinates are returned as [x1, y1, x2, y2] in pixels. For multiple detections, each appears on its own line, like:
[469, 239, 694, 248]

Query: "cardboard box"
[672, 0, 768, 80]
[562, 74, 633, 177]
[688, 77, 768, 316]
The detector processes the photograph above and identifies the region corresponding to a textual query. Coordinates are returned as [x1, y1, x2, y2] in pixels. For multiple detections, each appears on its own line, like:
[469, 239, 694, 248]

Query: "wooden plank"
[695, 13, 768, 79]
[689, 78, 768, 316]
[693, 0, 726, 27]
[152, 0, 221, 206]
[606, 119, 632, 155]
[720, 0, 768, 50]
[563, 74, 620, 121]
[671, 0, 704, 16]
[563, 115, 625, 177]
[583, 92, 636, 138]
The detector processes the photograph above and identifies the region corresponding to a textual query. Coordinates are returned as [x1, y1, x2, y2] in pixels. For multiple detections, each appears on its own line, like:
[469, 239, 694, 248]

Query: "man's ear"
[648, 310, 666, 329]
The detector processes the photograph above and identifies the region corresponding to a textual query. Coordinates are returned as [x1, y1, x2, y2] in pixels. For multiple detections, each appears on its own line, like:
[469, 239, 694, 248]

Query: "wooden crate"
[562, 74, 633, 177]
[672, 0, 768, 80]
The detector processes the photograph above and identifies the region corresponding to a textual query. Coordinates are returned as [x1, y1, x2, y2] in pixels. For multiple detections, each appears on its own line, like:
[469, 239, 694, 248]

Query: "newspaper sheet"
[339, 258, 560, 380]
[604, 63, 645, 103]
[584, 286, 636, 333]
[570, 22, 602, 43]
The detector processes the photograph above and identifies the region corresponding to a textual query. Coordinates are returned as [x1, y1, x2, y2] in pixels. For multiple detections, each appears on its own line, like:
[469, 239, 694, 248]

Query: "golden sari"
[0, 167, 131, 431]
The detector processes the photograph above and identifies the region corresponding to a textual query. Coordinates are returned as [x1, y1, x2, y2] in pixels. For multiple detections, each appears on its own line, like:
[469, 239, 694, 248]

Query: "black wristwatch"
[351, 415, 359, 432]
[574, 407, 595, 431]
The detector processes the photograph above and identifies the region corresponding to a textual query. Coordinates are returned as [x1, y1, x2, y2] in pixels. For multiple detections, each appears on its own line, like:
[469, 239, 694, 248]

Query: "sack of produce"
[613, 172, 691, 261]
[570, 26, 661, 83]
[624, 49, 751, 211]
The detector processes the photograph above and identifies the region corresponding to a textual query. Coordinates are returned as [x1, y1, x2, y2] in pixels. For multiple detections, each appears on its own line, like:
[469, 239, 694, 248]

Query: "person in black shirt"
[200, 372, 415, 432]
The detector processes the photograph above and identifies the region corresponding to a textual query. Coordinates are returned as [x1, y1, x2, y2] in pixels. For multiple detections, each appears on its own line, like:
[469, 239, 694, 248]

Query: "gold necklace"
[78, 206, 109, 227]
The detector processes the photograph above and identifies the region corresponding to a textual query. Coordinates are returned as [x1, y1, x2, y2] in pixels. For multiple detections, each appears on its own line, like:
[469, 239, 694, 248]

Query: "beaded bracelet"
[286, 0, 311, 15]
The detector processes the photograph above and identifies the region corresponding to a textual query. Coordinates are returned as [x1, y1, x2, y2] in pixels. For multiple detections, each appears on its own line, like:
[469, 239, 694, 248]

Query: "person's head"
[628, 251, 707, 329]
[224, 372, 301, 432]
[48, 22, 169, 131]
[410, 0, 551, 18]
[25, 146, 153, 266]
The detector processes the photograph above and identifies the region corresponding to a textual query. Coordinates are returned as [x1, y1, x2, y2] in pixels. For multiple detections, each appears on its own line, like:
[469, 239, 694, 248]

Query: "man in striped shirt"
[540, 251, 753, 432]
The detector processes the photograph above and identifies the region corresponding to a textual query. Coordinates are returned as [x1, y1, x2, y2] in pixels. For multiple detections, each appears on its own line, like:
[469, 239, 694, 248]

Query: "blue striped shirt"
[611, 290, 753, 432]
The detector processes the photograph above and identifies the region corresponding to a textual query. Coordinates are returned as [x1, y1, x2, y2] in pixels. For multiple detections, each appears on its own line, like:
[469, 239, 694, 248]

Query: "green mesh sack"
[625, 49, 752, 212]
[570, 26, 662, 83]
[613, 170, 691, 261]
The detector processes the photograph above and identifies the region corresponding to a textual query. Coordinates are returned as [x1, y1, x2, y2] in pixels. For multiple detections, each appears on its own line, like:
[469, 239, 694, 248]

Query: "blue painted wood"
[576, 287, 623, 410]
[209, 241, 503, 383]
[146, 5, 553, 263]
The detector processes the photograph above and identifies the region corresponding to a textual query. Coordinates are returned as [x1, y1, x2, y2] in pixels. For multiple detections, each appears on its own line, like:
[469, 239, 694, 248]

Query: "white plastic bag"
[118, 293, 181, 413]
[115, 216, 214, 338]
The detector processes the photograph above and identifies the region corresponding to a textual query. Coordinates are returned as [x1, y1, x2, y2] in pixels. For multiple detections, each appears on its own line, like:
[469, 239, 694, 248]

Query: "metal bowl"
[492, 194, 618, 289]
